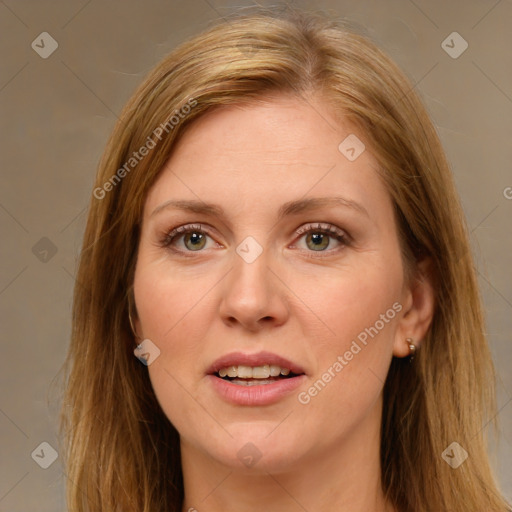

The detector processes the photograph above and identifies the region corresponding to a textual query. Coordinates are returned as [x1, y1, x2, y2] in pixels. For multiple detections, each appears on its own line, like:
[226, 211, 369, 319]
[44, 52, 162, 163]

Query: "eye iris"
[306, 232, 329, 251]
[184, 232, 206, 251]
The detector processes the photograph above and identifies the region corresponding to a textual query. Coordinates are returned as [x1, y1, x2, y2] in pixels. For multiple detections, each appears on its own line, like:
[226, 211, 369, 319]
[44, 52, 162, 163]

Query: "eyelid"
[165, 223, 208, 239]
[294, 222, 350, 242]
[294, 222, 347, 237]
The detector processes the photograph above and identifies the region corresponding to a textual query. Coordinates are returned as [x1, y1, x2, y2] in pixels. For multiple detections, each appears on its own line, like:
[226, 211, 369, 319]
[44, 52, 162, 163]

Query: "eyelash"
[160, 222, 350, 256]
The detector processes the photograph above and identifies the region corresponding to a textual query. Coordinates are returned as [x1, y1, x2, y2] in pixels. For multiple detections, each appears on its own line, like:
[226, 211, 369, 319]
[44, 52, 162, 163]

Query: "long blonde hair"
[61, 7, 510, 511]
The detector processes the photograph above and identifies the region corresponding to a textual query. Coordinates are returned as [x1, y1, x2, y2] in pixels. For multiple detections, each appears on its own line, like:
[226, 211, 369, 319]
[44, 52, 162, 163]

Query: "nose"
[218, 249, 289, 332]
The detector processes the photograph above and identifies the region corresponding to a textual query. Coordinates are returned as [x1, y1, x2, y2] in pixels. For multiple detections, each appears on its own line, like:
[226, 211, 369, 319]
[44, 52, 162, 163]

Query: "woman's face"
[133, 93, 417, 472]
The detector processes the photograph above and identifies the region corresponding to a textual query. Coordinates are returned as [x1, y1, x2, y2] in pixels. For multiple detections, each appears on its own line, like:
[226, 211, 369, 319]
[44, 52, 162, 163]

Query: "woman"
[61, 8, 511, 512]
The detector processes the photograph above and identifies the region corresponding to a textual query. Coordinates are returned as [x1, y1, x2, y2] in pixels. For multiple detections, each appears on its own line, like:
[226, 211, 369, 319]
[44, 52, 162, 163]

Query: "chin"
[197, 423, 307, 474]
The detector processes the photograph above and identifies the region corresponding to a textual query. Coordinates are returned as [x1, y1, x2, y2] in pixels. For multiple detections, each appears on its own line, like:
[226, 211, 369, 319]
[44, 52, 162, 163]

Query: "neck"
[180, 400, 395, 512]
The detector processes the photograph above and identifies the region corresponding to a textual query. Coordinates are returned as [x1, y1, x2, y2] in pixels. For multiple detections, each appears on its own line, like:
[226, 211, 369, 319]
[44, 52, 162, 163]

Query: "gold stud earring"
[406, 338, 416, 362]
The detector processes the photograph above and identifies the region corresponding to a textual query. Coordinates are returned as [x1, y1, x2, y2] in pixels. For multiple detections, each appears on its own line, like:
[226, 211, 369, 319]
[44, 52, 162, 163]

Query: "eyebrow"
[150, 196, 369, 220]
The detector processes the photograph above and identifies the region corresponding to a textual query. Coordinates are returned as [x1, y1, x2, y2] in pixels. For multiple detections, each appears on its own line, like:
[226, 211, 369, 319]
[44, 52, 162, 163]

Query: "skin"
[133, 93, 434, 512]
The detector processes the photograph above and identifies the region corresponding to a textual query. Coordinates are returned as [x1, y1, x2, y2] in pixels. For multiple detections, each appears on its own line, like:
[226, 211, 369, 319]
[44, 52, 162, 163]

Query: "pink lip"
[206, 351, 307, 406]
[206, 351, 306, 376]
[207, 374, 306, 406]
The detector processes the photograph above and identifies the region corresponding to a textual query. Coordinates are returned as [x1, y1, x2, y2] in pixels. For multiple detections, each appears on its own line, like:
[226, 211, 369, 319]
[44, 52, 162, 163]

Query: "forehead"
[165, 94, 348, 168]
[143, 94, 391, 222]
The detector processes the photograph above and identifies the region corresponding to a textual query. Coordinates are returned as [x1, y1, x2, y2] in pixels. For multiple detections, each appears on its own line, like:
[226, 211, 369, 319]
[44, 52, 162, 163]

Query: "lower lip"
[207, 374, 306, 406]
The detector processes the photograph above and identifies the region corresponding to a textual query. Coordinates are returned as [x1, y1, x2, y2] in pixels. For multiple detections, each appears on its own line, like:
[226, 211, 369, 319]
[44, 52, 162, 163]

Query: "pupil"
[190, 233, 202, 244]
[185, 232, 205, 250]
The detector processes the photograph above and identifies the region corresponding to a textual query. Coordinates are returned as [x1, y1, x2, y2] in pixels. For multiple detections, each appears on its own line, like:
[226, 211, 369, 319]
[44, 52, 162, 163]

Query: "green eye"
[162, 224, 213, 252]
[183, 232, 207, 251]
[305, 232, 330, 251]
[295, 222, 349, 254]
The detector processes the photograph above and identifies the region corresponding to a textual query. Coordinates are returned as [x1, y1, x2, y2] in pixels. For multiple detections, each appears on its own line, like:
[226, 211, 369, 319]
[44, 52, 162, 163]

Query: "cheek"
[291, 259, 402, 411]
[133, 264, 217, 433]
[133, 262, 214, 395]
[292, 258, 402, 346]
[133, 259, 213, 342]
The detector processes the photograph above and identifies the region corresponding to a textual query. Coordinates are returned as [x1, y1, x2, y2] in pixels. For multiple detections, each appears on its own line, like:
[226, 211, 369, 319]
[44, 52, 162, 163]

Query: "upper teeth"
[218, 365, 291, 379]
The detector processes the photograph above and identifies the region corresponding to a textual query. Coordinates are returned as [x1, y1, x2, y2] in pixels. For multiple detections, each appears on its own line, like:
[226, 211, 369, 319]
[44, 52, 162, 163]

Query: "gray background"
[1, 0, 511, 510]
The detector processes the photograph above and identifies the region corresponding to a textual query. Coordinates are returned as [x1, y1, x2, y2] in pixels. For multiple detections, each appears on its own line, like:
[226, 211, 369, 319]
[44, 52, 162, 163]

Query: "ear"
[393, 257, 436, 358]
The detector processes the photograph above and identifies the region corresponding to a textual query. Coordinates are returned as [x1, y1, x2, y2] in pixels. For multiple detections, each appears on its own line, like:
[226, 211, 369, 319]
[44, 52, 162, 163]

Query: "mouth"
[214, 364, 302, 386]
[206, 351, 306, 405]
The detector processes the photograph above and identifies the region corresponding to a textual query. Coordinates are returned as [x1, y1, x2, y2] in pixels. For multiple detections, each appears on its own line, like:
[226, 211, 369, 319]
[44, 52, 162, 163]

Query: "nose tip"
[218, 253, 289, 331]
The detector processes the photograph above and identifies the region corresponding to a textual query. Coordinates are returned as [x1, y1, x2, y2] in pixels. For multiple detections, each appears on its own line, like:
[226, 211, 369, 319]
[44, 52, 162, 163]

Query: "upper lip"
[207, 351, 306, 376]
